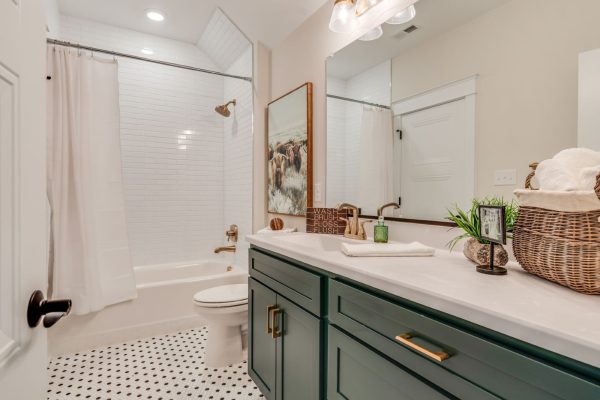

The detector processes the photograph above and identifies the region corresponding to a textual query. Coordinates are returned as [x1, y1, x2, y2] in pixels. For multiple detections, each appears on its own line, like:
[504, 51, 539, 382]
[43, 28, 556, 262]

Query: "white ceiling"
[57, 0, 330, 49]
[327, 0, 510, 80]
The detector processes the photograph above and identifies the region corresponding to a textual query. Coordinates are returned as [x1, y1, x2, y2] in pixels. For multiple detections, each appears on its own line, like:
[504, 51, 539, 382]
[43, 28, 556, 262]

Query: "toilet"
[193, 283, 248, 367]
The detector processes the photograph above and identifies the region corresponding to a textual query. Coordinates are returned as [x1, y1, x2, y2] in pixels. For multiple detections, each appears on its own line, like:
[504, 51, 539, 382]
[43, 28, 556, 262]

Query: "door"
[328, 326, 450, 400]
[396, 98, 474, 220]
[249, 278, 277, 399]
[0, 1, 49, 399]
[276, 296, 321, 400]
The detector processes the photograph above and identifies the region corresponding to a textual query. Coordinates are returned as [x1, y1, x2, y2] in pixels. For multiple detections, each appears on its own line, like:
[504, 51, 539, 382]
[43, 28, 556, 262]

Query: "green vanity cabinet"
[248, 249, 324, 400]
[248, 246, 600, 400]
[328, 326, 452, 400]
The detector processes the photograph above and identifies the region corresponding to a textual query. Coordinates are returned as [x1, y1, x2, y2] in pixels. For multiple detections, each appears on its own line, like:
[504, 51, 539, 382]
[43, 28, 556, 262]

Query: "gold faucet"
[377, 202, 400, 217]
[337, 203, 371, 240]
[214, 245, 236, 254]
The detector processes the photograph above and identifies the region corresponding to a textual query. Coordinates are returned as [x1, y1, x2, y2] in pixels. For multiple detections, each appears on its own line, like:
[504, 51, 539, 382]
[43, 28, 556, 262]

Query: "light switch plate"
[494, 169, 517, 186]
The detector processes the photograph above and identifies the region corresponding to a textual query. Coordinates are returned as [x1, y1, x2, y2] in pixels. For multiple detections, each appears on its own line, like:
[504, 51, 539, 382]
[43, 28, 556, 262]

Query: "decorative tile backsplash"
[306, 208, 349, 235]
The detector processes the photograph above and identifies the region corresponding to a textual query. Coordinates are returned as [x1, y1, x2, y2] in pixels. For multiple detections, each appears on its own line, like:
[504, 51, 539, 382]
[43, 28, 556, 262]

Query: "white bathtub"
[48, 260, 248, 356]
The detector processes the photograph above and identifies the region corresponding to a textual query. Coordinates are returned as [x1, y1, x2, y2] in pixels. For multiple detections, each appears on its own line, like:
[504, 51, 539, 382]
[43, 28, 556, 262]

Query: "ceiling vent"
[404, 25, 418, 33]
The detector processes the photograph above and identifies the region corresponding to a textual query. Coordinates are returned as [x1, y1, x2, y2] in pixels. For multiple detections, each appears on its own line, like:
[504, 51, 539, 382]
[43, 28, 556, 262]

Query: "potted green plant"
[446, 197, 519, 266]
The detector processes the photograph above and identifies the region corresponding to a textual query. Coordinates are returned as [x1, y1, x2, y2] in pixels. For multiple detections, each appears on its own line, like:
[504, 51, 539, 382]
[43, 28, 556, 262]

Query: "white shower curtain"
[357, 107, 394, 215]
[47, 47, 136, 315]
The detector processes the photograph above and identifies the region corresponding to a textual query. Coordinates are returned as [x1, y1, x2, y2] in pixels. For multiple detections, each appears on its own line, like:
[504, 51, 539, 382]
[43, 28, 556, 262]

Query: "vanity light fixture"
[329, 0, 358, 33]
[386, 4, 416, 24]
[146, 9, 165, 22]
[329, 0, 419, 35]
[359, 25, 383, 41]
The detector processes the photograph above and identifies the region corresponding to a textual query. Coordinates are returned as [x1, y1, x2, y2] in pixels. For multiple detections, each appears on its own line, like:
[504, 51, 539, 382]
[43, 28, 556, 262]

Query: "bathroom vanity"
[246, 233, 600, 400]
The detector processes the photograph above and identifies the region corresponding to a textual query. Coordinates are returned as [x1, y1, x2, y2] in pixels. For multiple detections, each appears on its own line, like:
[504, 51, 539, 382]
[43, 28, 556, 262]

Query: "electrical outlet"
[314, 183, 322, 202]
[494, 169, 517, 186]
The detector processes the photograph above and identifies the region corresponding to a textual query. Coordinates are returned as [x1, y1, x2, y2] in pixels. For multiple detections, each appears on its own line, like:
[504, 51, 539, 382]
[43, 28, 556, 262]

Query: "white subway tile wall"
[57, 15, 253, 267]
[326, 61, 391, 206]
[224, 48, 253, 267]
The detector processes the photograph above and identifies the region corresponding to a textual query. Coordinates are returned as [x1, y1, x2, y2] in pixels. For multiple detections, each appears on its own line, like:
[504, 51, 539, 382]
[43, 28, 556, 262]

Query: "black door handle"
[27, 290, 72, 328]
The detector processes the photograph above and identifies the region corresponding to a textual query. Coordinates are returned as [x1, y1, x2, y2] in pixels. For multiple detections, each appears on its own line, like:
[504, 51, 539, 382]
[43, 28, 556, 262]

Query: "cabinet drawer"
[249, 248, 322, 316]
[329, 280, 600, 400]
[328, 326, 451, 400]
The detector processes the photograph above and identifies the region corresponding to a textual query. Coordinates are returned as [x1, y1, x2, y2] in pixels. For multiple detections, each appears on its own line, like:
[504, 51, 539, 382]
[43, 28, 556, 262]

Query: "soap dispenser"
[375, 202, 401, 243]
[374, 216, 389, 243]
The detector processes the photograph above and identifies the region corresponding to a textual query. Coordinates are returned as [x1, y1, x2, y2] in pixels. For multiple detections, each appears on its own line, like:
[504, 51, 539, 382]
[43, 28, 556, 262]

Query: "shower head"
[215, 99, 237, 117]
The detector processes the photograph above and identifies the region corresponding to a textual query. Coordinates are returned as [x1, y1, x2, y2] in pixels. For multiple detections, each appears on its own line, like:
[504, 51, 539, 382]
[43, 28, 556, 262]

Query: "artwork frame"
[267, 82, 313, 216]
[479, 205, 507, 245]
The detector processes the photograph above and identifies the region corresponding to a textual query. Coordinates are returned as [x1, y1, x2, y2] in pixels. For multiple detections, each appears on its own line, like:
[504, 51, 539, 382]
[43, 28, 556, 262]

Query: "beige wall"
[267, 2, 372, 230]
[392, 0, 600, 199]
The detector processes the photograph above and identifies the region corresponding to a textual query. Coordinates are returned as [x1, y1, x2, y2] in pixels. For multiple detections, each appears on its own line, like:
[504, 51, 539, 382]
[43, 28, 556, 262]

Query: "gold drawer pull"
[271, 308, 282, 339]
[267, 305, 277, 334]
[395, 333, 449, 362]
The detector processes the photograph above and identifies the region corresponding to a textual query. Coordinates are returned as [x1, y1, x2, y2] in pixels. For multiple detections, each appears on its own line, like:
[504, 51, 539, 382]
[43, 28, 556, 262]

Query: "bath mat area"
[47, 328, 263, 400]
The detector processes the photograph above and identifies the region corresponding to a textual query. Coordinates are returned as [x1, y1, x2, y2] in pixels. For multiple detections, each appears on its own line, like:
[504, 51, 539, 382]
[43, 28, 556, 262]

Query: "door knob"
[27, 290, 72, 328]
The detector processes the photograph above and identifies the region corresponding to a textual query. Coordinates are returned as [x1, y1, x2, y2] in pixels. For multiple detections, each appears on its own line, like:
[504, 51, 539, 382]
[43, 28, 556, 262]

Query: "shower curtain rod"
[326, 94, 391, 109]
[47, 38, 253, 82]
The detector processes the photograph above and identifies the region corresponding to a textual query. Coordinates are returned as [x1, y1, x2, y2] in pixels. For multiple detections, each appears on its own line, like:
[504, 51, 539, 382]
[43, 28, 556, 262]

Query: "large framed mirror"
[326, 0, 600, 223]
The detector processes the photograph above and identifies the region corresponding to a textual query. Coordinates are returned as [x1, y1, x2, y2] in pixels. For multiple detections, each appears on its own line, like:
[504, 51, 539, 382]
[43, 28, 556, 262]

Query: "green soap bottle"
[374, 216, 389, 243]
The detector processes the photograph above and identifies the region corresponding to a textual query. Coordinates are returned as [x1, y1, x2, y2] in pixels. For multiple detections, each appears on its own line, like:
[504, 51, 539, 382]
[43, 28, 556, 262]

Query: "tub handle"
[267, 304, 277, 334]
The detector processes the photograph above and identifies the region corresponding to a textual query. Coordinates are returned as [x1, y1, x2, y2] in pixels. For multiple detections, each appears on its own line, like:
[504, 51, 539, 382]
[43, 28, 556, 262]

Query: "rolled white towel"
[535, 148, 600, 191]
[579, 165, 600, 191]
[553, 148, 600, 173]
[341, 241, 435, 257]
[257, 227, 298, 234]
[535, 159, 580, 191]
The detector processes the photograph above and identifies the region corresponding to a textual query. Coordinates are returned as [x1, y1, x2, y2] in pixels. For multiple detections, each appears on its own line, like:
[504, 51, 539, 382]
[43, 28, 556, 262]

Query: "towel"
[341, 241, 435, 257]
[535, 148, 600, 191]
[257, 227, 298, 234]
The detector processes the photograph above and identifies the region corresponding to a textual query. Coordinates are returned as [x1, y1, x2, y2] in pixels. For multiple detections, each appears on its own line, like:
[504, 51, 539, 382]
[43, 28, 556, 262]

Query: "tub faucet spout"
[214, 245, 236, 254]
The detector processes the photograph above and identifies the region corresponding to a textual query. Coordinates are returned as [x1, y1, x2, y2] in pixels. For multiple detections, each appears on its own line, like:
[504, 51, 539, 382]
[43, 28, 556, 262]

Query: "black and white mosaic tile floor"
[47, 328, 264, 400]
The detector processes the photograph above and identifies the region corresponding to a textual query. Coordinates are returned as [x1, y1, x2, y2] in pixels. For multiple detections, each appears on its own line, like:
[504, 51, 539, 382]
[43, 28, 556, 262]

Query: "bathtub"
[48, 260, 248, 356]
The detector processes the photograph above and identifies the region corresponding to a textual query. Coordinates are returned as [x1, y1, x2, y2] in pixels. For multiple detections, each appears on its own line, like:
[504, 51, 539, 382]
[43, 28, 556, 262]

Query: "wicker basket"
[512, 164, 600, 294]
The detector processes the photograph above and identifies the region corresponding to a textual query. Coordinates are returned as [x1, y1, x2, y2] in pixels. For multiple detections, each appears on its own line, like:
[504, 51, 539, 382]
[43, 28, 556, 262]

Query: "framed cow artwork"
[267, 82, 313, 216]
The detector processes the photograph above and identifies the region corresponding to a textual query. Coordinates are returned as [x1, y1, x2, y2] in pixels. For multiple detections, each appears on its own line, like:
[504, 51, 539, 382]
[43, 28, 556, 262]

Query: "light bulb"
[386, 4, 416, 25]
[329, 0, 358, 33]
[358, 25, 383, 41]
[146, 9, 165, 22]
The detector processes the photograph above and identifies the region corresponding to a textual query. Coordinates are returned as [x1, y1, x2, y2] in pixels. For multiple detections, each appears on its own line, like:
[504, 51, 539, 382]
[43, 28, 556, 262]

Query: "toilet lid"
[193, 284, 248, 307]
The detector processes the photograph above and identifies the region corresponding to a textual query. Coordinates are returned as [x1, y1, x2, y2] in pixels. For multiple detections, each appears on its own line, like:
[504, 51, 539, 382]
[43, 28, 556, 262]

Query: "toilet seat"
[193, 283, 248, 308]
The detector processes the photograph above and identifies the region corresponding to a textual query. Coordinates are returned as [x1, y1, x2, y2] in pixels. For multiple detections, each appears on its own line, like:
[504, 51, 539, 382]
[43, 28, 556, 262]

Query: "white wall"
[579, 48, 600, 151]
[391, 0, 600, 199]
[224, 47, 253, 266]
[56, 15, 253, 267]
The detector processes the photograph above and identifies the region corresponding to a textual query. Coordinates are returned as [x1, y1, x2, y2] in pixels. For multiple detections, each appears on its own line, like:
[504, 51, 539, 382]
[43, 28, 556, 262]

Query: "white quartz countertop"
[246, 233, 600, 368]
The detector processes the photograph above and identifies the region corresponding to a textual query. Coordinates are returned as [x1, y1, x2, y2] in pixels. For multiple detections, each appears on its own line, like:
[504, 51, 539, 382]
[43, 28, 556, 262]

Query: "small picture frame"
[479, 205, 506, 245]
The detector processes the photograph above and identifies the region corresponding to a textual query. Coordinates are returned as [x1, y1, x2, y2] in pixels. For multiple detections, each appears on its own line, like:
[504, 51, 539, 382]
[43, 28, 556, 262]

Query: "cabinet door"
[276, 296, 322, 400]
[249, 278, 277, 399]
[328, 326, 451, 400]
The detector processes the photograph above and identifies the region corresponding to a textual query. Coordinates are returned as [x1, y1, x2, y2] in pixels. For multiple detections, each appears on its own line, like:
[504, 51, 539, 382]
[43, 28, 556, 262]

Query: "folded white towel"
[257, 227, 298, 234]
[341, 241, 435, 257]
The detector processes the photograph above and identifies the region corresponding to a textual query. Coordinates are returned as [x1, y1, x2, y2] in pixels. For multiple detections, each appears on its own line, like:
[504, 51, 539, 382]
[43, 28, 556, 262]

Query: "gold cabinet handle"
[395, 333, 449, 362]
[266, 305, 277, 334]
[271, 308, 282, 339]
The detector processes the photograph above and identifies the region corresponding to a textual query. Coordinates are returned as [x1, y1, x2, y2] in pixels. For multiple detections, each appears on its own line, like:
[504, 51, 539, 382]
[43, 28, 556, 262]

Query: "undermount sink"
[266, 233, 365, 252]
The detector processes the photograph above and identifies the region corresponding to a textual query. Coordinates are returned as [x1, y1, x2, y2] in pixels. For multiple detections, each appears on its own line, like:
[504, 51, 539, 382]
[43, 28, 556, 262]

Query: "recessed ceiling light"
[146, 9, 165, 22]
[141, 48, 154, 55]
